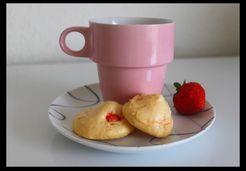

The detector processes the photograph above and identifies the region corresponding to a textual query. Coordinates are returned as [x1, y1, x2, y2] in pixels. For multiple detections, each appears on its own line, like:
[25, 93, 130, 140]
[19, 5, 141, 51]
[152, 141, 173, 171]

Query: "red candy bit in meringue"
[106, 112, 121, 122]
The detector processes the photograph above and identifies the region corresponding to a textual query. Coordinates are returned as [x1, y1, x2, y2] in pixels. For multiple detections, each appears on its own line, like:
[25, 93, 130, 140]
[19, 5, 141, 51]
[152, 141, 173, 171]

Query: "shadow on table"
[49, 130, 216, 166]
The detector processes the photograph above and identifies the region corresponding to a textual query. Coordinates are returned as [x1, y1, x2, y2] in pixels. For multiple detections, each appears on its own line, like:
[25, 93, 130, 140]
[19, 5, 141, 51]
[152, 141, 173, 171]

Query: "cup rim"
[89, 17, 174, 26]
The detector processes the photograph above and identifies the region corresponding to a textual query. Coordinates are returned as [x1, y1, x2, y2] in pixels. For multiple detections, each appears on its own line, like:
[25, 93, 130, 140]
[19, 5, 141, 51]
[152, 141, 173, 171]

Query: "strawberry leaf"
[174, 82, 181, 92]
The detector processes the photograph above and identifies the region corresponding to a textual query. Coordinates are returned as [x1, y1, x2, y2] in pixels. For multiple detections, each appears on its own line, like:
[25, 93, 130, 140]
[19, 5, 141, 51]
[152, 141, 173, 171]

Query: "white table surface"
[7, 57, 239, 166]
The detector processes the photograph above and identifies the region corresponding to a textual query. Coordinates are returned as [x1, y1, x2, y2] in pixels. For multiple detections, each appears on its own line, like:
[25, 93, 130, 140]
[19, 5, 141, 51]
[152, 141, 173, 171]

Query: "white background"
[7, 3, 239, 65]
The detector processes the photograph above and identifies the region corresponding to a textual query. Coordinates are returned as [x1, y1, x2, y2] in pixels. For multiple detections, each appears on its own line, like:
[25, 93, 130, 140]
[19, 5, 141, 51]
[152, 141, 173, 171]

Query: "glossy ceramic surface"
[48, 83, 215, 153]
[59, 17, 175, 103]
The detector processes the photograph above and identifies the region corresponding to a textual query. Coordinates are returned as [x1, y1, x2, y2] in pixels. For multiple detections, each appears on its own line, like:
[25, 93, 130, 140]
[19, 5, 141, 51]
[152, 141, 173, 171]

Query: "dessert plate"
[48, 83, 215, 153]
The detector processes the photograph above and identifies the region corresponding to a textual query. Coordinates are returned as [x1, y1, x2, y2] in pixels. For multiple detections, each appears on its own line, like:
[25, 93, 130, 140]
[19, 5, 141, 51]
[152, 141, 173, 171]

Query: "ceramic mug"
[60, 17, 175, 104]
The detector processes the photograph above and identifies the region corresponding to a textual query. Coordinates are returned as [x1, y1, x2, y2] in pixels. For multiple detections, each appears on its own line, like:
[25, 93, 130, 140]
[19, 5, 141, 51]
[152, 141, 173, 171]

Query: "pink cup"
[60, 17, 175, 104]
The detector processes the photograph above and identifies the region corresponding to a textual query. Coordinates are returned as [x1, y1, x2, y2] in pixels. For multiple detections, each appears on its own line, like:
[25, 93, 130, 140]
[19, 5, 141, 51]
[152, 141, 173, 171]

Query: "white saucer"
[48, 83, 215, 153]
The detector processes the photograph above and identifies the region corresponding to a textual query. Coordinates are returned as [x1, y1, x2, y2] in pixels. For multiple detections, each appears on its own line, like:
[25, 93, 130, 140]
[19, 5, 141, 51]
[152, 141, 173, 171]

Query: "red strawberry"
[106, 112, 121, 122]
[173, 81, 206, 115]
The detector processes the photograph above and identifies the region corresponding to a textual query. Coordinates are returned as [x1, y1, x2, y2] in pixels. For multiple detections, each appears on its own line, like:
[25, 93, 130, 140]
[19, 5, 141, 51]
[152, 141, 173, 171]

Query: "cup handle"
[59, 27, 92, 57]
